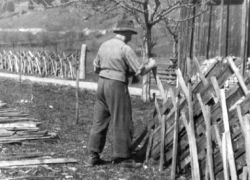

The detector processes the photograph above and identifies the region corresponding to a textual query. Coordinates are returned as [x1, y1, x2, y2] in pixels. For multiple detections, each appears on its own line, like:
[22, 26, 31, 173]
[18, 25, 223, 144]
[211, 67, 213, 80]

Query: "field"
[0, 78, 173, 180]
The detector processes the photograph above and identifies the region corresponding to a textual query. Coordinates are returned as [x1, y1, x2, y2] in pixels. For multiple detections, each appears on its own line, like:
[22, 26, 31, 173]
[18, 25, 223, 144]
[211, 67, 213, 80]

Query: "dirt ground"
[0, 78, 171, 180]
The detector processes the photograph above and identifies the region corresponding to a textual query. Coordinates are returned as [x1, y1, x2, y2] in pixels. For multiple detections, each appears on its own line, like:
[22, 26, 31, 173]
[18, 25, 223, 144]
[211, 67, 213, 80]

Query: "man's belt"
[99, 69, 127, 82]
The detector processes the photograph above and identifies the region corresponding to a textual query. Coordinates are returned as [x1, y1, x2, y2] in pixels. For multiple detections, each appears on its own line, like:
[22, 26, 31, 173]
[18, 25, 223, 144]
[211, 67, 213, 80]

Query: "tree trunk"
[141, 25, 152, 102]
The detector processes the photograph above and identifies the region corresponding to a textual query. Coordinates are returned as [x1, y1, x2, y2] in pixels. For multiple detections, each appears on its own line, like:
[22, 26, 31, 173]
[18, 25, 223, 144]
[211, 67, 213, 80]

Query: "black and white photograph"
[0, 0, 249, 179]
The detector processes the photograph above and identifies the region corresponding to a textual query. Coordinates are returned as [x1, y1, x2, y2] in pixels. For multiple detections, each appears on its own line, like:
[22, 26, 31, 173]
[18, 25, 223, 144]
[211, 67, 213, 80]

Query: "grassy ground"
[0, 78, 171, 180]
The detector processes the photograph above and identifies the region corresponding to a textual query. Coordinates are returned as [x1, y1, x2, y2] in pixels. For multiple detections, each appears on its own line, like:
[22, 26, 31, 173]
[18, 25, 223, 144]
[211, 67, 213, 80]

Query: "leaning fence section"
[132, 56, 250, 180]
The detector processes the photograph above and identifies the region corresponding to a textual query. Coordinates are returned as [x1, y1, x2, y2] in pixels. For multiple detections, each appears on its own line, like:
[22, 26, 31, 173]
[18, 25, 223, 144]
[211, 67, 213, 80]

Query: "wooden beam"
[170, 87, 180, 180]
[0, 158, 77, 167]
[237, 106, 250, 175]
[220, 89, 238, 180]
[181, 111, 200, 180]
[75, 61, 80, 125]
[197, 94, 214, 180]
[213, 123, 222, 155]
[154, 98, 166, 172]
[159, 114, 166, 172]
[0, 133, 57, 144]
[131, 127, 148, 151]
[145, 130, 153, 164]
[241, 0, 250, 77]
[0, 152, 55, 161]
[243, 114, 250, 175]
[242, 166, 249, 180]
[210, 76, 220, 103]
[228, 57, 249, 96]
[152, 68, 166, 102]
[79, 44, 87, 79]
[222, 133, 229, 180]
[193, 57, 209, 86]
[176, 69, 189, 99]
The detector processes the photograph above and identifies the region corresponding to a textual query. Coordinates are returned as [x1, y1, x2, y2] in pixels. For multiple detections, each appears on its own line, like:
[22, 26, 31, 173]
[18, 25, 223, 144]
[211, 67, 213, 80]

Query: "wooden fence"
[133, 56, 250, 179]
[0, 50, 79, 79]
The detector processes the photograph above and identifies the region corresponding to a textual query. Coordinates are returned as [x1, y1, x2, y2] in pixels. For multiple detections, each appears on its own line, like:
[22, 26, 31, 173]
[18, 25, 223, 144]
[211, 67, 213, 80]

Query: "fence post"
[79, 44, 87, 80]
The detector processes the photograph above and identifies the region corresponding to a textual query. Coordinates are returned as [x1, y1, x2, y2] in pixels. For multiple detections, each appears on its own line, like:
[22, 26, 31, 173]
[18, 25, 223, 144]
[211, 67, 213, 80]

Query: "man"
[87, 17, 156, 166]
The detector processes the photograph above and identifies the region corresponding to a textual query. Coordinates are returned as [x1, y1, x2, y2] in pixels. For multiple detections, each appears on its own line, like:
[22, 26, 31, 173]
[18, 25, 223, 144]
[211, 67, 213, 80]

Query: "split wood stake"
[213, 123, 222, 155]
[187, 58, 200, 180]
[197, 94, 214, 180]
[193, 57, 209, 86]
[154, 97, 166, 172]
[210, 76, 220, 103]
[177, 60, 200, 180]
[152, 67, 167, 102]
[176, 69, 189, 99]
[228, 57, 249, 96]
[205, 160, 209, 180]
[243, 114, 250, 175]
[220, 89, 238, 180]
[236, 106, 250, 174]
[18, 52, 22, 84]
[79, 44, 87, 79]
[131, 127, 148, 151]
[240, 0, 250, 77]
[75, 62, 80, 125]
[159, 114, 166, 172]
[222, 133, 230, 180]
[242, 166, 249, 180]
[145, 129, 153, 164]
[170, 87, 180, 180]
[181, 110, 200, 180]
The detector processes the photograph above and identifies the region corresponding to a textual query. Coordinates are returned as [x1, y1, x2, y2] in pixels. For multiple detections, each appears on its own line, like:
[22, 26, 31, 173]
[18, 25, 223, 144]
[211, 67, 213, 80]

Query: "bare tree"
[162, 19, 179, 61]
[111, 0, 209, 102]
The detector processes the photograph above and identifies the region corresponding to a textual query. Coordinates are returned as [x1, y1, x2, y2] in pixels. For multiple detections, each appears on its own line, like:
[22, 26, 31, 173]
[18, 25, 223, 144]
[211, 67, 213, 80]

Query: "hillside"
[0, 1, 118, 30]
[0, 0, 174, 61]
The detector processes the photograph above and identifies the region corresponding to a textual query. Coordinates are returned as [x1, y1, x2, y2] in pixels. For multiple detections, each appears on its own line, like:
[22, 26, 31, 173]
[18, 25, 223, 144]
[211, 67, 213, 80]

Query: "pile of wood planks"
[0, 106, 57, 144]
[134, 56, 250, 179]
[0, 103, 78, 172]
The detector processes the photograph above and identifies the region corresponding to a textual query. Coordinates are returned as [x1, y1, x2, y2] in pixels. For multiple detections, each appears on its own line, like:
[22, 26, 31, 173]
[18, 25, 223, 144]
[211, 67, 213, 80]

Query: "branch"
[143, 0, 149, 24]
[164, 19, 179, 40]
[168, 7, 208, 23]
[131, 0, 144, 5]
[153, 2, 193, 24]
[46, 0, 80, 9]
[112, 0, 144, 14]
[150, 0, 161, 22]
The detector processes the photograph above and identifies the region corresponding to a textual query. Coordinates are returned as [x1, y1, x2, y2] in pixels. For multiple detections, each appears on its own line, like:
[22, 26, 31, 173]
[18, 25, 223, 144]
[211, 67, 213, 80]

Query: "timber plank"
[0, 133, 57, 144]
[0, 158, 77, 167]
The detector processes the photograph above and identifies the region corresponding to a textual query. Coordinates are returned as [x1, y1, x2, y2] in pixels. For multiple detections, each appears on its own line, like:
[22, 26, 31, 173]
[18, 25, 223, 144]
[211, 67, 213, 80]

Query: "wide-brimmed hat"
[113, 18, 137, 34]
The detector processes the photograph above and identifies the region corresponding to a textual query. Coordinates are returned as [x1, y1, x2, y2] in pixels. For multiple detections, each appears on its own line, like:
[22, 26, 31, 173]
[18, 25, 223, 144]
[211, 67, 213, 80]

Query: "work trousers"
[88, 77, 133, 158]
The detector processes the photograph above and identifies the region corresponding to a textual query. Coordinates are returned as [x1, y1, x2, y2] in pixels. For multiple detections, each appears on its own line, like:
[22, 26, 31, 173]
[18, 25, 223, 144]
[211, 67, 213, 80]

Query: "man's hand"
[140, 58, 157, 76]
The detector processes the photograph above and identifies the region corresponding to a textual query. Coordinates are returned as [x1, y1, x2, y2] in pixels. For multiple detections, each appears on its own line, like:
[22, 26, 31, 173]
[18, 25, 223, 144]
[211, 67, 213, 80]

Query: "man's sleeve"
[122, 45, 143, 76]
